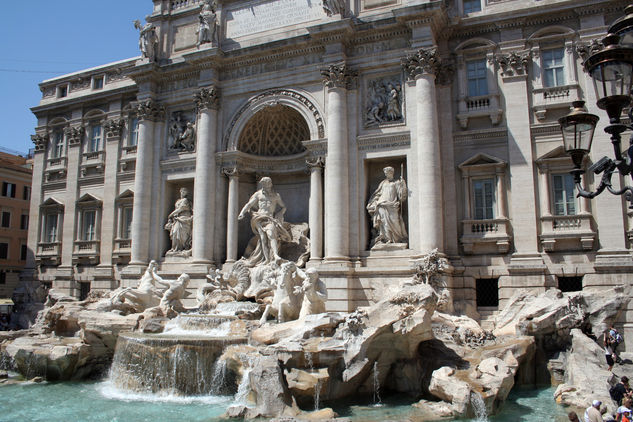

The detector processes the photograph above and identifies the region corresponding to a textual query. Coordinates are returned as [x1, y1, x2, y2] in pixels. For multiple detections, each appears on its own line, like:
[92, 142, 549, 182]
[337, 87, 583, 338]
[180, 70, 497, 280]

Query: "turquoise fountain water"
[0, 381, 569, 422]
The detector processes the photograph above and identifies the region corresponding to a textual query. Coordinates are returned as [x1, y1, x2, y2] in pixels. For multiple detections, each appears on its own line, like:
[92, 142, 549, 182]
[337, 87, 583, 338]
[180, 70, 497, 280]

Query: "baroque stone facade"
[27, 0, 633, 344]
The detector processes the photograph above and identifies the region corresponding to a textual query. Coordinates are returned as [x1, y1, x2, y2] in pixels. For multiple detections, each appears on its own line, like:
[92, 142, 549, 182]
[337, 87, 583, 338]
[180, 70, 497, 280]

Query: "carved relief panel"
[167, 110, 197, 153]
[364, 74, 404, 128]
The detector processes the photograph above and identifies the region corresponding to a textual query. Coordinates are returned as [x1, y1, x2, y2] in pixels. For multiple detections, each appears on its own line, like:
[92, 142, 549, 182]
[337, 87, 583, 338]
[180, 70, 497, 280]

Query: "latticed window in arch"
[238, 105, 308, 156]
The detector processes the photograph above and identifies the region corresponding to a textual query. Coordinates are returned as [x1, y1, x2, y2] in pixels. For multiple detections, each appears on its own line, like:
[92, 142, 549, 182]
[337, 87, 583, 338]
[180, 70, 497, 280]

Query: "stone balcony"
[80, 151, 105, 178]
[36, 241, 61, 265]
[113, 238, 132, 263]
[532, 83, 580, 121]
[119, 146, 137, 174]
[456, 94, 503, 129]
[460, 218, 512, 254]
[72, 240, 100, 264]
[540, 214, 595, 252]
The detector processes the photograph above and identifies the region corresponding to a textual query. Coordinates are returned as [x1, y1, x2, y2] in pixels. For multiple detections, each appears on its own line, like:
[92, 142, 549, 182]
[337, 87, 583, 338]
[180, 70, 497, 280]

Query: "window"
[81, 210, 97, 241]
[20, 244, 27, 261]
[0, 272, 5, 284]
[52, 131, 64, 158]
[542, 48, 565, 87]
[463, 0, 481, 13]
[121, 207, 133, 239]
[2, 182, 16, 198]
[88, 124, 102, 152]
[552, 173, 576, 216]
[466, 59, 488, 97]
[128, 117, 139, 146]
[473, 178, 495, 220]
[92, 76, 104, 90]
[0, 243, 8, 259]
[476, 278, 499, 307]
[57, 85, 68, 98]
[20, 214, 28, 230]
[558, 276, 583, 292]
[23, 186, 30, 201]
[1, 212, 10, 228]
[44, 213, 59, 243]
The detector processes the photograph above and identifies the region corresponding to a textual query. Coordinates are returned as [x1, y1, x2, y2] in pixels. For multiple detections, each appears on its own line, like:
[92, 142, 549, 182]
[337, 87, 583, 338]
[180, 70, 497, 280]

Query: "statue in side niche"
[133, 20, 158, 62]
[197, 0, 218, 47]
[367, 166, 408, 247]
[165, 188, 193, 254]
[238, 177, 291, 265]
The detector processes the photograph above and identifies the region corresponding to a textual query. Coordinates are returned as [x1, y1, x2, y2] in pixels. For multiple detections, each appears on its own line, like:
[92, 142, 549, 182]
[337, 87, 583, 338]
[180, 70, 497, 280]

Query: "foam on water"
[98, 380, 232, 405]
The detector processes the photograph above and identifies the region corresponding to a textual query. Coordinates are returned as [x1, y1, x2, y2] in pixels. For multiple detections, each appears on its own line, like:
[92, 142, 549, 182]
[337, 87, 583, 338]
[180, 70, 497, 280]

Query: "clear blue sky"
[0, 1, 153, 155]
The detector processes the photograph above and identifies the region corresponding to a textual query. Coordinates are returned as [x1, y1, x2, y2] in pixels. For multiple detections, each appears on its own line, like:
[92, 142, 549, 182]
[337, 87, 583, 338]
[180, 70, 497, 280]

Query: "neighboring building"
[26, 0, 633, 339]
[0, 151, 32, 299]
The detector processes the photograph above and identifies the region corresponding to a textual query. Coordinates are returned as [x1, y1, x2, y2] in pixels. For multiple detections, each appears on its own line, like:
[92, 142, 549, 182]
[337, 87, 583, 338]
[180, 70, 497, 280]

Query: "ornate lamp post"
[559, 6, 633, 208]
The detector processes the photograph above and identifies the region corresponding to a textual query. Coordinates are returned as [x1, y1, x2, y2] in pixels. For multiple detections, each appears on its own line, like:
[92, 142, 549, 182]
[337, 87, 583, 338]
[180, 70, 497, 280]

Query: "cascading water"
[234, 366, 253, 406]
[108, 313, 248, 397]
[470, 391, 489, 421]
[314, 378, 322, 411]
[372, 361, 382, 407]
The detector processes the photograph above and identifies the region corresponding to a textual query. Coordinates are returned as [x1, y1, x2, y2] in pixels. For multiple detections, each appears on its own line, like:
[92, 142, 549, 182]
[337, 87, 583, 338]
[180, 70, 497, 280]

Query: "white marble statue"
[160, 273, 190, 315]
[238, 177, 291, 265]
[295, 267, 327, 319]
[165, 188, 193, 254]
[367, 166, 408, 246]
[133, 20, 158, 62]
[260, 261, 302, 323]
[108, 261, 169, 313]
[197, 0, 218, 47]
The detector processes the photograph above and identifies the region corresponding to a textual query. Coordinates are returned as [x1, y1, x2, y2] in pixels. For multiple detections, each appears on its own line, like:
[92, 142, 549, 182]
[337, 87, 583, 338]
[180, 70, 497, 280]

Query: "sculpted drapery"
[367, 166, 408, 246]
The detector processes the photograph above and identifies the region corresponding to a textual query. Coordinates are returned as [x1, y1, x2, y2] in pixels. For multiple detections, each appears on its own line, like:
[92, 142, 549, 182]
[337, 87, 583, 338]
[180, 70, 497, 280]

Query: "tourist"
[611, 326, 624, 364]
[584, 400, 603, 422]
[612, 377, 633, 406]
[606, 333, 617, 371]
[569, 411, 580, 422]
[616, 397, 633, 421]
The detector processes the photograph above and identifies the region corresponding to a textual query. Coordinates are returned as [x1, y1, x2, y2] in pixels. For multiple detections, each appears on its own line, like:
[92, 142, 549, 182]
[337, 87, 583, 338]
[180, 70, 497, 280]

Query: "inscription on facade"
[225, 0, 323, 39]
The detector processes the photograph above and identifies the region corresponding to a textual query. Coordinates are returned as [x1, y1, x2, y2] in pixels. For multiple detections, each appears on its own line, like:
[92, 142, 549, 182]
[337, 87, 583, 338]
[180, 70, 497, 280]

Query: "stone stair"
[478, 306, 499, 331]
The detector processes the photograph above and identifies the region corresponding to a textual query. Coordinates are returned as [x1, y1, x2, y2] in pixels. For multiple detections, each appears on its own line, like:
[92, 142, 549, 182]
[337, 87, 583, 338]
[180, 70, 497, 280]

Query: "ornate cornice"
[494, 51, 530, 78]
[401, 47, 442, 80]
[31, 134, 48, 152]
[104, 118, 125, 139]
[320, 63, 358, 89]
[135, 99, 165, 122]
[64, 126, 84, 146]
[575, 38, 603, 63]
[194, 86, 220, 111]
[306, 156, 325, 169]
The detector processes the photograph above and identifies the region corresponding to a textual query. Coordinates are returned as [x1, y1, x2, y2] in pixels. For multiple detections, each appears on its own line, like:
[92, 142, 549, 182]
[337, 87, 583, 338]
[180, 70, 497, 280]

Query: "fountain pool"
[0, 381, 570, 422]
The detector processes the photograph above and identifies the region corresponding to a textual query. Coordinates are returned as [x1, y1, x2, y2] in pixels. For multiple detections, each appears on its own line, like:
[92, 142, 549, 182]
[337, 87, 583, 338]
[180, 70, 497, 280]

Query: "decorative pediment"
[41, 197, 64, 209]
[77, 193, 102, 206]
[458, 153, 505, 169]
[117, 189, 134, 200]
[535, 146, 576, 169]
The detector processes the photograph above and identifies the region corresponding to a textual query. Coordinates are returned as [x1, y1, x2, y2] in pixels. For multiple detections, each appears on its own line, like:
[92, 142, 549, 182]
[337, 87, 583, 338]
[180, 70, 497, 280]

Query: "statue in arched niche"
[367, 166, 408, 247]
[165, 187, 193, 255]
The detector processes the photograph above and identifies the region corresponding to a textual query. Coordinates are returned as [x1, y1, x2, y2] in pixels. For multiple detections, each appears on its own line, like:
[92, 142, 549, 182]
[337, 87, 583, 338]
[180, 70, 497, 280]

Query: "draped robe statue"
[367, 166, 408, 247]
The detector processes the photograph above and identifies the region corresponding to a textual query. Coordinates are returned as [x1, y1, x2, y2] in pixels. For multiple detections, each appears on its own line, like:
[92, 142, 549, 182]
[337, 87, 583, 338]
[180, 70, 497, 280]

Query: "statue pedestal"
[370, 242, 408, 252]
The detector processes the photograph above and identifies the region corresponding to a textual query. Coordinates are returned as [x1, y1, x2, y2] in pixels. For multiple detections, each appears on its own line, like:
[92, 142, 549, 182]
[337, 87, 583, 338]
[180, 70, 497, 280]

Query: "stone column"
[26, 134, 48, 270]
[402, 48, 444, 253]
[192, 86, 220, 264]
[224, 168, 240, 263]
[130, 99, 164, 265]
[307, 157, 324, 261]
[321, 63, 357, 261]
[99, 119, 125, 267]
[60, 125, 84, 266]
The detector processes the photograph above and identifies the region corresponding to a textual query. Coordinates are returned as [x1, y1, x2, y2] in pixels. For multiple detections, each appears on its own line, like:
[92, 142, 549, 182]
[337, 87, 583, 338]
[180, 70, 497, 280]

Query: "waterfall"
[372, 361, 382, 407]
[234, 367, 252, 405]
[304, 351, 313, 371]
[470, 391, 488, 421]
[209, 359, 228, 395]
[314, 378, 322, 411]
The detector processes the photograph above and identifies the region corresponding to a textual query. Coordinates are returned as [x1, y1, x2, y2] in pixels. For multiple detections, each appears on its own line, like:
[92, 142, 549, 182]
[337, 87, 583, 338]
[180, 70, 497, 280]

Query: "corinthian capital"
[135, 99, 165, 122]
[320, 63, 358, 89]
[194, 86, 220, 111]
[31, 133, 48, 152]
[64, 126, 84, 146]
[104, 118, 125, 139]
[401, 48, 442, 80]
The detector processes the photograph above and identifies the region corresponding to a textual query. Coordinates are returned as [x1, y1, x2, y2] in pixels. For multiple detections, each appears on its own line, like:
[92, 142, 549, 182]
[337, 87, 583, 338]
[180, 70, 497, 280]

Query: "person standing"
[584, 400, 603, 422]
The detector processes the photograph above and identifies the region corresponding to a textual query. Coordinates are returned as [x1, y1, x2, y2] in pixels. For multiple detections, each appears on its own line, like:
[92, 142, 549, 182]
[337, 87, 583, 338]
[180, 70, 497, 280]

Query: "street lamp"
[559, 8, 633, 208]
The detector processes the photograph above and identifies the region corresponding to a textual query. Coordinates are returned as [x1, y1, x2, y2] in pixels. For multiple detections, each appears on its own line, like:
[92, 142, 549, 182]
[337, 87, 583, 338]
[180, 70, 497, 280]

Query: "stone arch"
[455, 37, 497, 53]
[224, 89, 325, 152]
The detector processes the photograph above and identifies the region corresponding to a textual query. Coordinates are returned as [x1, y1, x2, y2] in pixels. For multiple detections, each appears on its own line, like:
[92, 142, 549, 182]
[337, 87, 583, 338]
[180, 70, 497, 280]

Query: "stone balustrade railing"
[170, 0, 202, 10]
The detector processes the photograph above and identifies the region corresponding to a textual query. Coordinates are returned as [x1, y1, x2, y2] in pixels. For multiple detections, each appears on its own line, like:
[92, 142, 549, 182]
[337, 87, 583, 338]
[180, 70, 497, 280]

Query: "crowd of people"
[568, 326, 632, 422]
